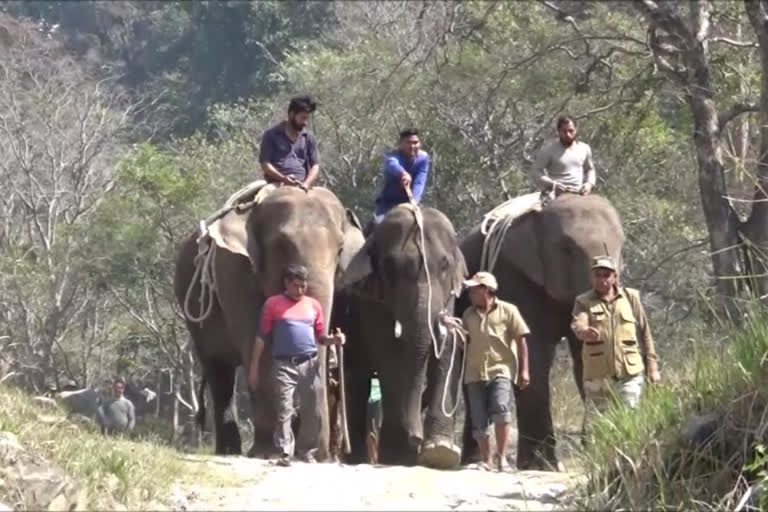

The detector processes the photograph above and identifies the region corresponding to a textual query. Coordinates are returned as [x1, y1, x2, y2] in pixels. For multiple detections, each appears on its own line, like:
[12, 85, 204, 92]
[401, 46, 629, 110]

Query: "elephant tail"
[195, 374, 207, 431]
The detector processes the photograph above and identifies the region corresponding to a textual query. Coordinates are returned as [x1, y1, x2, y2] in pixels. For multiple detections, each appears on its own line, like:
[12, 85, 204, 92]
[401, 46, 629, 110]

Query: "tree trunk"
[743, 0, 768, 298]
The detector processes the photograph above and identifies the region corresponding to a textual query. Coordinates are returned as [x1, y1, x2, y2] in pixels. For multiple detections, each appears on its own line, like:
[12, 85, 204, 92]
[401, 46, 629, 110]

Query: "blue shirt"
[374, 150, 430, 215]
[258, 122, 318, 183]
[260, 294, 324, 358]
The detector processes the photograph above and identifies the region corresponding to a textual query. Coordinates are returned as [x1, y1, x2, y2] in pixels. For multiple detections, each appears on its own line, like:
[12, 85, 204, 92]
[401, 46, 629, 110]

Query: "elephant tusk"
[394, 320, 402, 339]
[437, 322, 448, 341]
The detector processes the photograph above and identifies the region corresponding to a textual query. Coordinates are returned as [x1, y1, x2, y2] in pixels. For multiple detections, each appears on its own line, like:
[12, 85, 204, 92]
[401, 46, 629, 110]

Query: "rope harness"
[182, 181, 283, 324]
[405, 189, 467, 418]
[479, 183, 580, 273]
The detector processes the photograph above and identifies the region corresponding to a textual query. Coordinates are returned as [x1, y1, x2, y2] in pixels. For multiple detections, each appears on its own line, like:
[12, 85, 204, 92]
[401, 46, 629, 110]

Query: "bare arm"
[304, 164, 320, 188]
[248, 336, 266, 390]
[515, 335, 529, 388]
[260, 161, 295, 185]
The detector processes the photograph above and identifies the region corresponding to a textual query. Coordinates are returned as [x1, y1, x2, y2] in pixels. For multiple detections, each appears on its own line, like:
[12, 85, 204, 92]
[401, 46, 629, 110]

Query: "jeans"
[272, 354, 321, 459]
[466, 377, 513, 440]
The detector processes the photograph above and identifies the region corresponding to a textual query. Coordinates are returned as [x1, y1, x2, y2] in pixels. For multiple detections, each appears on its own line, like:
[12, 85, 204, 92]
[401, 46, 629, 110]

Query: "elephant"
[173, 186, 365, 458]
[338, 204, 467, 468]
[458, 193, 624, 470]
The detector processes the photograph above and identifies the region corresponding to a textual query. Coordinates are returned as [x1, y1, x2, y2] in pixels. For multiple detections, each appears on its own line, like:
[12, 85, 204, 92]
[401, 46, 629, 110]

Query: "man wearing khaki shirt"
[444, 271, 530, 472]
[571, 256, 661, 443]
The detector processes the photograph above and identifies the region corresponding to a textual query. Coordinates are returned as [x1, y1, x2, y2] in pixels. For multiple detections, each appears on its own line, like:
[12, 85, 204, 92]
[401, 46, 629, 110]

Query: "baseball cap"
[591, 256, 616, 272]
[463, 271, 498, 291]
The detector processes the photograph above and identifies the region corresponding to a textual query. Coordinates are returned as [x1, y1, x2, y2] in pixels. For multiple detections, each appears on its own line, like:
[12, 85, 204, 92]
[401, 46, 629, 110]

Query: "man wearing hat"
[444, 271, 531, 472]
[571, 256, 661, 442]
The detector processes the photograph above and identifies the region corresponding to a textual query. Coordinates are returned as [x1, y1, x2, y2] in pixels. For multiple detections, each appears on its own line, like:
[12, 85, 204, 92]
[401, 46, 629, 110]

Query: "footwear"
[303, 453, 317, 464]
[277, 455, 292, 467]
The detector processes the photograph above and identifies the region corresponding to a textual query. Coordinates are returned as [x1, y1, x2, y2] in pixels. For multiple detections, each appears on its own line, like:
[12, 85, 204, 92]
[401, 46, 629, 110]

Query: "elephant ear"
[450, 246, 468, 298]
[244, 208, 262, 276]
[337, 209, 365, 274]
[336, 235, 374, 289]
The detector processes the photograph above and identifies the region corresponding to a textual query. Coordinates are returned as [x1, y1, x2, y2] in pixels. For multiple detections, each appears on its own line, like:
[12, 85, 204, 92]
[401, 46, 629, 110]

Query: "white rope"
[409, 196, 447, 360]
[404, 190, 465, 417]
[183, 237, 217, 324]
[439, 315, 467, 418]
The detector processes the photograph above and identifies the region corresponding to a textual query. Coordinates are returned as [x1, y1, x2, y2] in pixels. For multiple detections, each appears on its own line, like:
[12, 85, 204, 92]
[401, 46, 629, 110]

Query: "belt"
[275, 352, 317, 365]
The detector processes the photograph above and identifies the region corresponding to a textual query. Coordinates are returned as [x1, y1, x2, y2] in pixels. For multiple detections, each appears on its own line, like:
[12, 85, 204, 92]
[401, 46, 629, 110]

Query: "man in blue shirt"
[372, 128, 430, 225]
[258, 96, 320, 189]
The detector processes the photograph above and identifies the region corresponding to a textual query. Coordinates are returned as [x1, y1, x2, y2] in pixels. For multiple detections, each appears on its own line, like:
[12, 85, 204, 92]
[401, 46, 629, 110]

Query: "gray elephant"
[339, 205, 467, 468]
[174, 186, 364, 458]
[458, 193, 624, 470]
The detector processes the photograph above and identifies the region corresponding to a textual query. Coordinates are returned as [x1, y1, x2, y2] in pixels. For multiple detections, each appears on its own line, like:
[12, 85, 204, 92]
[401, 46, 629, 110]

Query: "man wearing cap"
[571, 256, 661, 443]
[443, 271, 530, 472]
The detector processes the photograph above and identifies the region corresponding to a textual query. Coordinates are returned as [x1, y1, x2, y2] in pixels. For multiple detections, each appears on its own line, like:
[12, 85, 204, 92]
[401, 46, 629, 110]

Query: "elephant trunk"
[394, 282, 444, 454]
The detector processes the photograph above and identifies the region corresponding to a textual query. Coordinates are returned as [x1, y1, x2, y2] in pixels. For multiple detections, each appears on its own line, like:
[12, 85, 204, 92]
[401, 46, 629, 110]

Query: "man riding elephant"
[175, 185, 364, 459]
[367, 129, 430, 234]
[529, 116, 596, 197]
[259, 95, 320, 189]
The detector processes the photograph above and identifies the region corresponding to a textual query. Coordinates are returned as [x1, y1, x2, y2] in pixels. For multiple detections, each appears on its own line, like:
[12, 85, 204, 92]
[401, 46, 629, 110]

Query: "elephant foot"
[418, 440, 461, 470]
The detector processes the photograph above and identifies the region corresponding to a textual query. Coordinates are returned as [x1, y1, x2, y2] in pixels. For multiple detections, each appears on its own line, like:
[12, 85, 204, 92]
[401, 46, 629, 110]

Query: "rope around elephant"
[406, 189, 467, 418]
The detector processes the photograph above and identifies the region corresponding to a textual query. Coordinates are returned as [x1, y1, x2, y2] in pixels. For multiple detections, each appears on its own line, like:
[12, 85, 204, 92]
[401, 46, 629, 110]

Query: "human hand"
[400, 171, 412, 190]
[580, 182, 593, 195]
[283, 176, 300, 187]
[647, 361, 661, 384]
[581, 327, 600, 344]
[518, 369, 530, 390]
[331, 328, 346, 346]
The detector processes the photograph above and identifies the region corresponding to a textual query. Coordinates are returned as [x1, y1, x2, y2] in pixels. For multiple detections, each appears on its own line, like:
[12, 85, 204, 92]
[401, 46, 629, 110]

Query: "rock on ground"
[0, 431, 86, 511]
[172, 454, 580, 511]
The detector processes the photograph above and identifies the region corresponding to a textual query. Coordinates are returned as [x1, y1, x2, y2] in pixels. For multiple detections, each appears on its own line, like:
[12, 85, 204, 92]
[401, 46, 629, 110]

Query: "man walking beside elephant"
[247, 264, 346, 466]
[571, 256, 661, 443]
[444, 271, 530, 472]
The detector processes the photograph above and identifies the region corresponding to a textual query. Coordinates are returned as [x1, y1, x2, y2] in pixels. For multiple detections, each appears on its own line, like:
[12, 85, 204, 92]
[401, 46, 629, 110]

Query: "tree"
[633, 0, 767, 305]
[0, 14, 142, 389]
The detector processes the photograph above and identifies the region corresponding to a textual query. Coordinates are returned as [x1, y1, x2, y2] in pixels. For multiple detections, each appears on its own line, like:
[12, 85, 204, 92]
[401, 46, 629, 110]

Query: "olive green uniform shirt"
[571, 286, 658, 381]
[462, 299, 530, 384]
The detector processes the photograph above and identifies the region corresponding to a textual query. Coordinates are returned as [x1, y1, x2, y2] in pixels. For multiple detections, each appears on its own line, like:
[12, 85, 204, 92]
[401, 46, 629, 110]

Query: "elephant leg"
[515, 336, 558, 470]
[566, 333, 585, 402]
[208, 361, 242, 455]
[419, 338, 462, 469]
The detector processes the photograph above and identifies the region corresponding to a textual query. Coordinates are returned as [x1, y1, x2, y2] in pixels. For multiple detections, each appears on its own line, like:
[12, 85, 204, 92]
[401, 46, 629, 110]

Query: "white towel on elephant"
[480, 192, 543, 273]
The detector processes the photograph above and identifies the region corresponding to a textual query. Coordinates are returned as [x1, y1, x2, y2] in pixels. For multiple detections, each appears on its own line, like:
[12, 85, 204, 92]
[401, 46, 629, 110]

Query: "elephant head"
[340, 205, 467, 462]
[487, 194, 624, 303]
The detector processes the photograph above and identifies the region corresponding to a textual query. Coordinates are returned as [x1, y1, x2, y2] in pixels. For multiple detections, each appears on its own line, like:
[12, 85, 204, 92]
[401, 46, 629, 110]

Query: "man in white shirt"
[529, 116, 596, 196]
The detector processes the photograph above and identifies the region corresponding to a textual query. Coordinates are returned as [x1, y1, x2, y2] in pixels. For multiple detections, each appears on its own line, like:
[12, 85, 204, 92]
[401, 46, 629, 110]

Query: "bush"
[576, 302, 768, 510]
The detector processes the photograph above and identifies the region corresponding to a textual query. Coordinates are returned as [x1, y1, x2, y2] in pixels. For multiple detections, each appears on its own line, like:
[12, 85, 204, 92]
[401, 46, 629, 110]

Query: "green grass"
[0, 385, 225, 510]
[574, 302, 768, 510]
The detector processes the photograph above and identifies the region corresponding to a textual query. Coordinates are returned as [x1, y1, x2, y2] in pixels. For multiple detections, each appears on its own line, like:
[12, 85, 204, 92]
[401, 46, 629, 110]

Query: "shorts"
[466, 377, 513, 440]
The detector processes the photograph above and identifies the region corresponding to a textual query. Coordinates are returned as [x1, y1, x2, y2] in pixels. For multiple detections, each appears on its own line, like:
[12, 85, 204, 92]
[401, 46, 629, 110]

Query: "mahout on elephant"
[338, 203, 467, 468]
[174, 184, 364, 458]
[458, 192, 624, 470]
